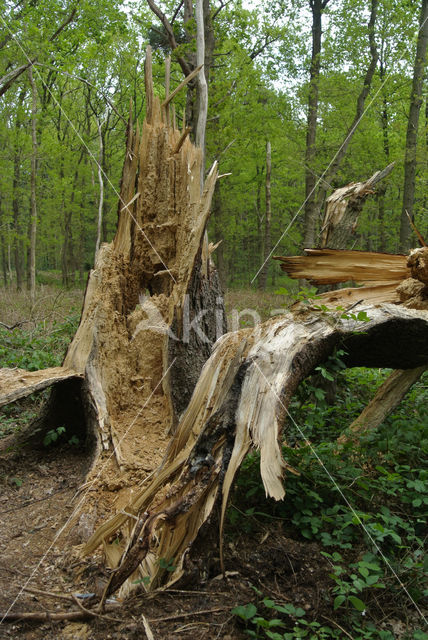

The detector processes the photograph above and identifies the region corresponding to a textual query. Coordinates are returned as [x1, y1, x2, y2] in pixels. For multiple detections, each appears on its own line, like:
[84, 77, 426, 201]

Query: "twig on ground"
[149, 606, 228, 623]
[321, 615, 354, 639]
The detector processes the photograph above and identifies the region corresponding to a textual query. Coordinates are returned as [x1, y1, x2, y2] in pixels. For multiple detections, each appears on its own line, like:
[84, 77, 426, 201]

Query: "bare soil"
[0, 408, 334, 640]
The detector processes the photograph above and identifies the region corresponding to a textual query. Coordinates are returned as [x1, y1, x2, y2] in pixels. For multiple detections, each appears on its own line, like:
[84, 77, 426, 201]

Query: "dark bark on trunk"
[303, 0, 327, 248]
[258, 141, 272, 290]
[12, 89, 27, 291]
[399, 0, 428, 251]
[28, 65, 38, 298]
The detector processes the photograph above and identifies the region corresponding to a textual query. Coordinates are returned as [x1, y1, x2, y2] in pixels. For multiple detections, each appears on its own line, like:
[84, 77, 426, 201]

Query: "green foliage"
[43, 425, 66, 447]
[229, 367, 428, 638]
[0, 314, 79, 371]
[159, 557, 176, 572]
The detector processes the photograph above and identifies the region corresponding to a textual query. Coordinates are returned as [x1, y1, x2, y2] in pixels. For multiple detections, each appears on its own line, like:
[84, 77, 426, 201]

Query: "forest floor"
[0, 284, 426, 639]
[0, 426, 333, 640]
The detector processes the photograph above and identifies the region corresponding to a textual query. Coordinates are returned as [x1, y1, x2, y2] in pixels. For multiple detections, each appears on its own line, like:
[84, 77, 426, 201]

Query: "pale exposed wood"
[145, 46, 153, 123]
[164, 55, 171, 125]
[0, 367, 83, 407]
[172, 126, 192, 155]
[162, 65, 203, 109]
[320, 162, 395, 248]
[274, 249, 409, 285]
[83, 303, 428, 598]
[195, 0, 208, 189]
[338, 365, 427, 445]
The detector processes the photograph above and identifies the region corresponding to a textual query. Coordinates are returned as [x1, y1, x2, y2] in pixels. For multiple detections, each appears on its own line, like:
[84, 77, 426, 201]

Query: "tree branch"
[0, 3, 79, 97]
[147, 0, 193, 77]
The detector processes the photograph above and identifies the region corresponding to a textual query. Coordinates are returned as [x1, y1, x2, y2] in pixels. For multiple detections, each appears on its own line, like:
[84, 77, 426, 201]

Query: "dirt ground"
[0, 404, 336, 640]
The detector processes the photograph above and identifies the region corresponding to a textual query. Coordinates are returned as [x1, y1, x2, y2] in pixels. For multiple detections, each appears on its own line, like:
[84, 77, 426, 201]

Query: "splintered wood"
[274, 247, 428, 309]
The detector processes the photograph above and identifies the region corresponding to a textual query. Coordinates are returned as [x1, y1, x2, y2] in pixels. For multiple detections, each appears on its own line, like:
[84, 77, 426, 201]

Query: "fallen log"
[338, 365, 428, 445]
[0, 367, 82, 407]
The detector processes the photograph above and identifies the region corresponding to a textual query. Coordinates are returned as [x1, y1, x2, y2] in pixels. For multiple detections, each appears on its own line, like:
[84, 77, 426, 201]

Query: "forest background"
[0, 0, 427, 292]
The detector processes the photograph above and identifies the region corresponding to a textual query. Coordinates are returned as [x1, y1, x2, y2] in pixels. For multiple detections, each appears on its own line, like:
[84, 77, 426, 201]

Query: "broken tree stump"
[1, 54, 427, 604]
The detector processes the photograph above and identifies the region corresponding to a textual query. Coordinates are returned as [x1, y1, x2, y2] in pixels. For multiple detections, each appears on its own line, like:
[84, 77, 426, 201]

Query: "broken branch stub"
[320, 162, 395, 249]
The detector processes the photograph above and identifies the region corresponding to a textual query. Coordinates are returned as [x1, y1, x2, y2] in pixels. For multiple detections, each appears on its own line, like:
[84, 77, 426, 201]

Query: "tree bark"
[399, 0, 428, 252]
[258, 141, 272, 290]
[28, 65, 38, 301]
[303, 0, 329, 248]
[320, 163, 395, 250]
[12, 89, 27, 291]
[94, 115, 105, 261]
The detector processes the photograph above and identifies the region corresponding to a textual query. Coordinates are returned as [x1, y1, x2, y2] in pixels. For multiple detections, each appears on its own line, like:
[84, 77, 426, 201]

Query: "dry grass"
[0, 285, 84, 330]
[224, 288, 290, 330]
[0, 285, 289, 333]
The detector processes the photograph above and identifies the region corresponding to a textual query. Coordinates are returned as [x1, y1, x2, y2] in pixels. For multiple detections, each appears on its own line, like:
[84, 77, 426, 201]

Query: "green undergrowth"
[230, 367, 428, 639]
[0, 314, 80, 371]
[0, 300, 80, 438]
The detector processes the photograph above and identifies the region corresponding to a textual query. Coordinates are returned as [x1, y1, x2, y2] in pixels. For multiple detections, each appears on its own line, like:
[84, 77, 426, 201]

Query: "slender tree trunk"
[0, 198, 7, 287]
[211, 182, 226, 288]
[28, 65, 38, 301]
[303, 0, 328, 248]
[399, 0, 428, 251]
[259, 141, 272, 290]
[314, 0, 379, 221]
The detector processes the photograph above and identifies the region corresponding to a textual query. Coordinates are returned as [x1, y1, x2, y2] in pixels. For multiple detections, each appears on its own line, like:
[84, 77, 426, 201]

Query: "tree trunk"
[399, 0, 428, 252]
[28, 65, 38, 301]
[94, 115, 105, 261]
[320, 163, 395, 250]
[337, 365, 427, 445]
[258, 141, 272, 290]
[0, 51, 225, 551]
[303, 0, 328, 248]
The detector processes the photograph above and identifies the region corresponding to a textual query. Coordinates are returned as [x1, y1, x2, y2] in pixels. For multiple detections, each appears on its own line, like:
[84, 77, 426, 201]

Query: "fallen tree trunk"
[338, 364, 428, 446]
[81, 303, 428, 598]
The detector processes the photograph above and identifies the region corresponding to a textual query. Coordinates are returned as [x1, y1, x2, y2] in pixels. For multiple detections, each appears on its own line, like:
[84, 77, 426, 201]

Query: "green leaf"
[333, 595, 345, 610]
[232, 603, 257, 620]
[348, 596, 365, 612]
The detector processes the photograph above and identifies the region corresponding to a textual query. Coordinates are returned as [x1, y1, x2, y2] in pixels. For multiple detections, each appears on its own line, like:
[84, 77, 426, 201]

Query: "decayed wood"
[337, 365, 427, 445]
[320, 162, 395, 248]
[0, 367, 82, 407]
[0, 49, 224, 560]
[83, 303, 428, 598]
